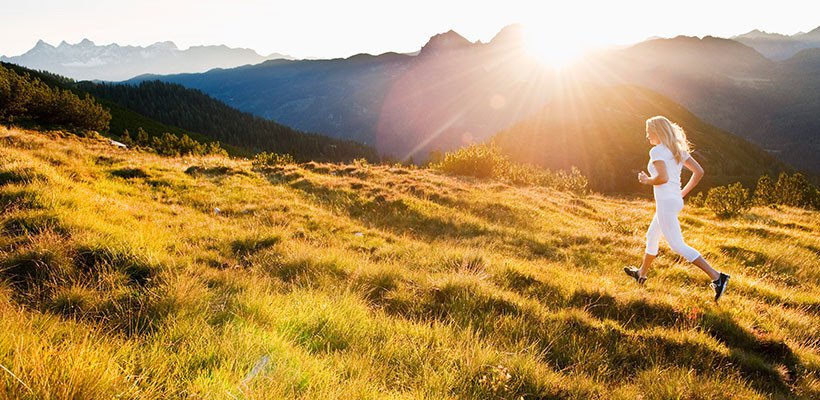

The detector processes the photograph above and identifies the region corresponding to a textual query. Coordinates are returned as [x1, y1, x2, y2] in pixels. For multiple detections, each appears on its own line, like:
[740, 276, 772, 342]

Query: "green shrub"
[753, 175, 776, 207]
[551, 167, 589, 195]
[136, 127, 149, 145]
[705, 182, 750, 217]
[426, 149, 444, 165]
[435, 144, 588, 194]
[148, 132, 225, 157]
[119, 129, 133, 146]
[687, 191, 706, 208]
[502, 162, 546, 186]
[252, 152, 296, 168]
[775, 172, 818, 209]
[436, 144, 505, 179]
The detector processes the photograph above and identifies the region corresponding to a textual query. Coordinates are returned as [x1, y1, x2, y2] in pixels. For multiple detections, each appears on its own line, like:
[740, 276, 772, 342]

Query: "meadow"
[1, 126, 818, 399]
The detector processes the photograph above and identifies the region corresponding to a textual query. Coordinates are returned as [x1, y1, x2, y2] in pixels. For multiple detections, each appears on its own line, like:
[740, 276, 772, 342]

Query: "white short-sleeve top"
[648, 144, 690, 200]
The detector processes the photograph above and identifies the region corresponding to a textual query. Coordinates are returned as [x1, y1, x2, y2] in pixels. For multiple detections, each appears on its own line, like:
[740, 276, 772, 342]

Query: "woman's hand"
[639, 162, 669, 186]
[638, 171, 651, 185]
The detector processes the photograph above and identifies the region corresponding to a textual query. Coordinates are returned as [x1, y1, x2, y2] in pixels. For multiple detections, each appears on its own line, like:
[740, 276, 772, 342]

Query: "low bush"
[774, 172, 819, 209]
[150, 132, 226, 157]
[687, 191, 706, 208]
[752, 175, 776, 207]
[435, 144, 588, 194]
[705, 182, 750, 217]
[436, 144, 504, 179]
[252, 152, 296, 168]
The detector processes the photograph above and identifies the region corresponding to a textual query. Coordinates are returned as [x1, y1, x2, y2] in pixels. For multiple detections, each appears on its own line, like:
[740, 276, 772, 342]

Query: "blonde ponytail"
[646, 116, 692, 163]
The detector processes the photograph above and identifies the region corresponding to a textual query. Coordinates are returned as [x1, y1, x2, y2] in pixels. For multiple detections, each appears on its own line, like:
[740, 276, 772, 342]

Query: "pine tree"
[206, 141, 226, 156]
[136, 127, 149, 146]
[774, 172, 818, 208]
[0, 65, 109, 132]
[753, 175, 776, 206]
[120, 129, 132, 146]
[785, 173, 816, 208]
[774, 172, 790, 205]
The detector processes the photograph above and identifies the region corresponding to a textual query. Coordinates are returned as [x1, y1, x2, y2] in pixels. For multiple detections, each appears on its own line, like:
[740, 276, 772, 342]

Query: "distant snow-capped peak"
[1, 39, 295, 81]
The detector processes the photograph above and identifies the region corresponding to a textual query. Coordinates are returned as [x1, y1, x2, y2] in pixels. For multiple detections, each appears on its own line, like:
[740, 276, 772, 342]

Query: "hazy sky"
[2, 0, 818, 58]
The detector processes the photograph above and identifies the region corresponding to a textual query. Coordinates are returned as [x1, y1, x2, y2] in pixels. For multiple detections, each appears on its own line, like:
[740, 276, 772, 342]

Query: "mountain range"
[5, 26, 818, 176]
[128, 26, 556, 161]
[124, 25, 820, 173]
[0, 39, 294, 81]
[733, 27, 820, 60]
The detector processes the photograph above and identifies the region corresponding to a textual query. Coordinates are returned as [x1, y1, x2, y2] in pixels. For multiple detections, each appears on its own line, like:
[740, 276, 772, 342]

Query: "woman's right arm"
[681, 156, 704, 198]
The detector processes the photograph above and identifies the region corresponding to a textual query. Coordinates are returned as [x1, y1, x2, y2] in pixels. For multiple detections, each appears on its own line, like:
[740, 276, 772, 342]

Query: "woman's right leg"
[691, 256, 720, 281]
[638, 253, 656, 278]
[656, 198, 720, 281]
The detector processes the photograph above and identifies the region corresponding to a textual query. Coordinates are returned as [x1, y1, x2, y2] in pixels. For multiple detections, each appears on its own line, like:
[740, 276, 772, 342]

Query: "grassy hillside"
[1, 127, 819, 399]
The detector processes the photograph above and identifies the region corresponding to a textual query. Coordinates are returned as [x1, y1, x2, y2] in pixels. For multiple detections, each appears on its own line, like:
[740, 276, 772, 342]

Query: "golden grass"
[1, 126, 818, 399]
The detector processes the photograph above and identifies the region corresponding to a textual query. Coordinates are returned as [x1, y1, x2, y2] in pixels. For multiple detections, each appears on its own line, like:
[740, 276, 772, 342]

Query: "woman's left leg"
[639, 213, 662, 278]
[656, 198, 720, 280]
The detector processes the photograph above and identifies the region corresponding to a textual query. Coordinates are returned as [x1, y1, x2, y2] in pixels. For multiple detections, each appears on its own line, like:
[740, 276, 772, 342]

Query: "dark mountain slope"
[492, 84, 787, 192]
[79, 80, 378, 161]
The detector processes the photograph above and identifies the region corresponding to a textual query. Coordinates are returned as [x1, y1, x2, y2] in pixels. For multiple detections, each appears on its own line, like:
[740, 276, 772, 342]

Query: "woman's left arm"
[639, 161, 668, 186]
[681, 156, 704, 197]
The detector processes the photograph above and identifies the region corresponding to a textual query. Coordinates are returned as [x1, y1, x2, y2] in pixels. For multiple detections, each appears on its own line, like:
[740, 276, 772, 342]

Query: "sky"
[1, 0, 818, 59]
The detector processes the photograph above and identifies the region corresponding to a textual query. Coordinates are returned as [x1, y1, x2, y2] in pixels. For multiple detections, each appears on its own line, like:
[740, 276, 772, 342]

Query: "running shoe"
[624, 266, 647, 285]
[711, 273, 730, 302]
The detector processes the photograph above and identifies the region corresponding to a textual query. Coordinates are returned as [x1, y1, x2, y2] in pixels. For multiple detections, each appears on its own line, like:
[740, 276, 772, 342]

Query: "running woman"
[624, 116, 730, 302]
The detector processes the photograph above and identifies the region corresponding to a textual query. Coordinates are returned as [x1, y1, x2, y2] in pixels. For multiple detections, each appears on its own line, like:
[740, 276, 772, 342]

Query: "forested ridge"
[79, 80, 378, 162]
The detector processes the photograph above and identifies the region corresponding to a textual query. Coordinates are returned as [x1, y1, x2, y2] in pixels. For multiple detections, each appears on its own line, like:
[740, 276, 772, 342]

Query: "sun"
[522, 25, 589, 69]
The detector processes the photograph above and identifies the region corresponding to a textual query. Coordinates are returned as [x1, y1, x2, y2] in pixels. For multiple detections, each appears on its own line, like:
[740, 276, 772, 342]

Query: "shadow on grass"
[185, 165, 251, 178]
[0, 167, 46, 186]
[230, 235, 281, 257]
[264, 171, 489, 241]
[74, 245, 155, 286]
[110, 167, 150, 179]
[719, 245, 768, 268]
[492, 267, 565, 305]
[260, 255, 349, 288]
[0, 188, 43, 213]
[720, 245, 801, 284]
[1, 241, 73, 293]
[568, 289, 683, 328]
[1, 237, 169, 336]
[365, 271, 800, 396]
[3, 212, 69, 237]
[569, 288, 800, 394]
[701, 310, 801, 387]
[377, 278, 528, 331]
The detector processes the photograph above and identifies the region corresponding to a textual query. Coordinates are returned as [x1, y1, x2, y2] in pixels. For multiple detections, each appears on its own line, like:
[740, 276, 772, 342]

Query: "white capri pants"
[645, 197, 701, 262]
